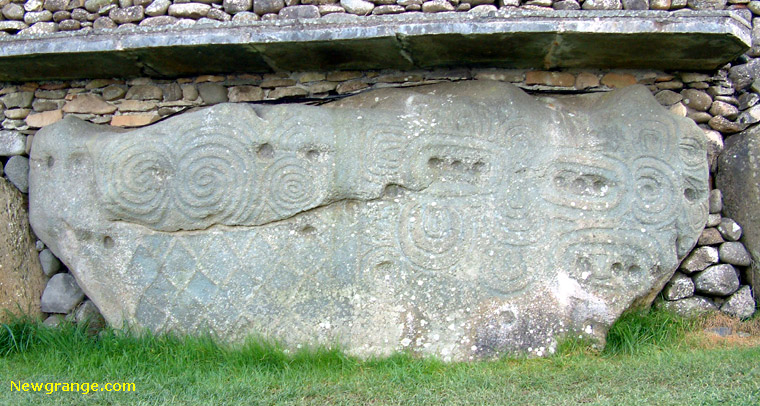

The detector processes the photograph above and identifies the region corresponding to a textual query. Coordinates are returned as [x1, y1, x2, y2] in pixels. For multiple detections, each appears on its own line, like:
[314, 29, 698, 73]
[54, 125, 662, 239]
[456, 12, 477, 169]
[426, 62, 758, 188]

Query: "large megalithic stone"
[29, 81, 709, 360]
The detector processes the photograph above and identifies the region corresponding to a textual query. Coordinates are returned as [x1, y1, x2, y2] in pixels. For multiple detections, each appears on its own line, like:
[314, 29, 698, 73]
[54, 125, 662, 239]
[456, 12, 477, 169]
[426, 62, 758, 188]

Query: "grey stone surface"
[197, 82, 228, 104]
[718, 241, 752, 266]
[720, 285, 756, 319]
[224, 0, 252, 13]
[687, 0, 727, 9]
[279, 4, 319, 18]
[582, 0, 622, 9]
[707, 213, 721, 227]
[693, 264, 740, 296]
[656, 295, 718, 317]
[39, 248, 62, 276]
[109, 5, 144, 24]
[0, 11, 751, 81]
[662, 272, 695, 301]
[29, 82, 710, 359]
[2, 3, 25, 20]
[0, 130, 27, 156]
[254, 0, 284, 14]
[40, 273, 85, 313]
[2, 92, 34, 109]
[340, 0, 374, 14]
[0, 178, 47, 321]
[168, 3, 211, 18]
[145, 0, 170, 15]
[698, 227, 725, 245]
[718, 125, 760, 303]
[5, 155, 29, 193]
[717, 217, 742, 241]
[708, 188, 722, 213]
[74, 299, 106, 328]
[680, 246, 719, 273]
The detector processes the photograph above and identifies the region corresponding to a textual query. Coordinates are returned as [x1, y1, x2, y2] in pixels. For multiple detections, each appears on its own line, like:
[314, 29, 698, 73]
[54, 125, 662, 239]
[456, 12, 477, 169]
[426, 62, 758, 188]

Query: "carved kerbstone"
[29, 81, 709, 360]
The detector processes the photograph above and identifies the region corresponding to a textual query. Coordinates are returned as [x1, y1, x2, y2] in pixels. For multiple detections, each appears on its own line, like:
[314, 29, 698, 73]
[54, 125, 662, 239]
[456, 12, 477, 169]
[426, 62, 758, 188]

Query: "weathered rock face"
[29, 81, 709, 360]
[0, 178, 47, 321]
[717, 126, 760, 304]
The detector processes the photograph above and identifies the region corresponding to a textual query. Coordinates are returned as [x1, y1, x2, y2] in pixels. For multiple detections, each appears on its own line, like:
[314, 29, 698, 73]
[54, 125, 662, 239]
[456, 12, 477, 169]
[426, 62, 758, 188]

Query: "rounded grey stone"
[139, 15, 177, 25]
[708, 188, 722, 214]
[279, 4, 319, 17]
[720, 285, 756, 319]
[58, 19, 81, 30]
[655, 90, 682, 106]
[717, 217, 742, 241]
[680, 246, 719, 274]
[2, 92, 34, 109]
[39, 248, 62, 276]
[145, 0, 170, 15]
[709, 101, 739, 120]
[5, 155, 29, 193]
[421, 0, 455, 12]
[43, 315, 63, 327]
[2, 3, 25, 19]
[340, 0, 374, 13]
[718, 241, 752, 266]
[53, 10, 71, 22]
[197, 82, 228, 104]
[0, 131, 27, 156]
[40, 273, 85, 314]
[687, 0, 727, 8]
[70, 7, 89, 20]
[25, 0, 44, 12]
[253, 0, 284, 14]
[621, 0, 648, 8]
[109, 5, 144, 23]
[84, 0, 117, 13]
[223, 0, 251, 13]
[694, 264, 740, 296]
[231, 10, 258, 20]
[168, 2, 211, 18]
[657, 296, 718, 318]
[581, 0, 622, 9]
[93, 15, 116, 28]
[663, 272, 695, 301]
[698, 228, 725, 246]
[181, 84, 199, 101]
[44, 0, 68, 12]
[74, 299, 106, 326]
[552, 0, 580, 8]
[207, 7, 231, 20]
[24, 9, 54, 23]
[126, 84, 163, 100]
[680, 89, 713, 111]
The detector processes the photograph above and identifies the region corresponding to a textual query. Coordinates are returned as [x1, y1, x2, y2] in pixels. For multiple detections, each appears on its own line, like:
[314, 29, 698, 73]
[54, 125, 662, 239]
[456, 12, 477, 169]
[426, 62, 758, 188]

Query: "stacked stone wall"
[0, 0, 755, 36]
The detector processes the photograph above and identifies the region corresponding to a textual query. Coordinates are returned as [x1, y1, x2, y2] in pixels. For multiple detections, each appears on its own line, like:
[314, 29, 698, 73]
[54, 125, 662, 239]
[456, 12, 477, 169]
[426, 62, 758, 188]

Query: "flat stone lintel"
[0, 10, 751, 81]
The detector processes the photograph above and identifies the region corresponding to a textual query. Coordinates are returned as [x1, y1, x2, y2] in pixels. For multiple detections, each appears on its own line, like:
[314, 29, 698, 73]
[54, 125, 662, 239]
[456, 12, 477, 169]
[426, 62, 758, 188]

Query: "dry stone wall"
[0, 0, 754, 37]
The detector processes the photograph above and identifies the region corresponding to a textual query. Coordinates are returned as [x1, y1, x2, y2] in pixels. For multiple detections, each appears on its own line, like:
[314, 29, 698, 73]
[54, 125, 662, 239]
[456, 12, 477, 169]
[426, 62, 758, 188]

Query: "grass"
[0, 310, 759, 405]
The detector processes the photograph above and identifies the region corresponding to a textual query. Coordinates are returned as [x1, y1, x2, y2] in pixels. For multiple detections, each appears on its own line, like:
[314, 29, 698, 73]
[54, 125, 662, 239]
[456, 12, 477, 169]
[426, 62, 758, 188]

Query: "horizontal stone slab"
[0, 10, 751, 81]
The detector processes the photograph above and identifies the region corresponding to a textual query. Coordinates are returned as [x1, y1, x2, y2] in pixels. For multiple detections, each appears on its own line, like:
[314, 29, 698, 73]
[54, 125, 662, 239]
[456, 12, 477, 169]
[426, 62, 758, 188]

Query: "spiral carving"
[175, 131, 258, 224]
[98, 138, 174, 225]
[267, 156, 322, 217]
[632, 157, 679, 226]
